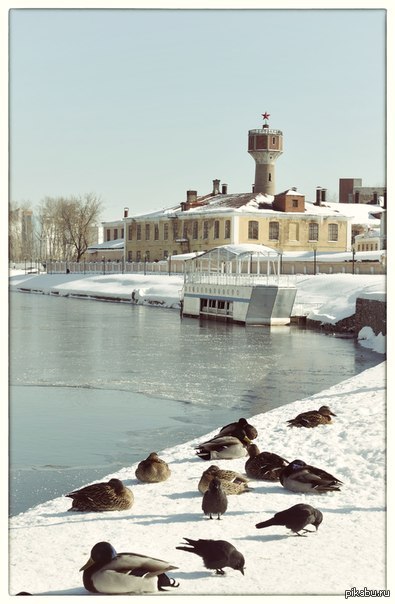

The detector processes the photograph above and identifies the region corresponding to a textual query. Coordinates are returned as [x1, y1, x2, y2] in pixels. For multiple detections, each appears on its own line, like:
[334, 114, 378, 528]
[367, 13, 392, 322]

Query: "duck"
[216, 417, 258, 443]
[135, 452, 171, 483]
[80, 541, 180, 594]
[244, 444, 289, 481]
[279, 459, 343, 493]
[66, 478, 134, 512]
[198, 465, 251, 495]
[286, 405, 337, 428]
[195, 435, 248, 460]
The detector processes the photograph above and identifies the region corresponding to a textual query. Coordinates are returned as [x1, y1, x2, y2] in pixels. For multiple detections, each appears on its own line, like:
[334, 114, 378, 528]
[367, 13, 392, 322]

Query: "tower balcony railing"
[248, 128, 283, 136]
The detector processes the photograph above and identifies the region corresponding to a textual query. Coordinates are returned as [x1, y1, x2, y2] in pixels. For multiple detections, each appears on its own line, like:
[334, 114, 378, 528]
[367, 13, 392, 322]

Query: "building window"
[154, 224, 159, 240]
[145, 224, 150, 240]
[127, 251, 132, 261]
[328, 223, 338, 241]
[163, 223, 169, 240]
[203, 221, 209, 239]
[268, 173, 272, 182]
[182, 222, 188, 239]
[269, 221, 279, 240]
[136, 224, 141, 240]
[114, 228, 118, 240]
[172, 222, 178, 240]
[214, 220, 220, 239]
[121, 228, 124, 239]
[248, 220, 259, 240]
[309, 223, 319, 241]
[163, 250, 168, 258]
[292, 199, 298, 208]
[225, 220, 231, 239]
[106, 229, 111, 241]
[136, 250, 141, 261]
[193, 221, 198, 240]
[128, 225, 133, 240]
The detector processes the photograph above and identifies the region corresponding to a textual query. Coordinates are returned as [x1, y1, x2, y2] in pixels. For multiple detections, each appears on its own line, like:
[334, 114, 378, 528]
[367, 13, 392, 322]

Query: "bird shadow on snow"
[133, 512, 200, 525]
[233, 533, 292, 543]
[166, 490, 200, 500]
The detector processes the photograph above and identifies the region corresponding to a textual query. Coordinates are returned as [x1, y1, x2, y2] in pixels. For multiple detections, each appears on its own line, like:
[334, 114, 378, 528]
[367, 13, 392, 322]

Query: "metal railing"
[185, 271, 296, 287]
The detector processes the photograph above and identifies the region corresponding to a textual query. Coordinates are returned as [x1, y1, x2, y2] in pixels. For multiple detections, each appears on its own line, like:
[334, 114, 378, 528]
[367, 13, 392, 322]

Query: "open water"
[9, 291, 382, 516]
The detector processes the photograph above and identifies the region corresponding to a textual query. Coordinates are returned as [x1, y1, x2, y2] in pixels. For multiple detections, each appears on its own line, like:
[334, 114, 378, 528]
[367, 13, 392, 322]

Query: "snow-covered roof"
[87, 238, 124, 252]
[125, 192, 385, 225]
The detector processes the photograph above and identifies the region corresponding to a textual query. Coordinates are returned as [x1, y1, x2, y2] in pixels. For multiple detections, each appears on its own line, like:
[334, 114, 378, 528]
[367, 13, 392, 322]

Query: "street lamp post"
[312, 245, 317, 275]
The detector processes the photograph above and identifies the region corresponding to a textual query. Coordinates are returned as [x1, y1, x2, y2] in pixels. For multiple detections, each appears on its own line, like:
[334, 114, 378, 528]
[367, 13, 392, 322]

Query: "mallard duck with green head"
[80, 542, 180, 594]
[195, 435, 248, 460]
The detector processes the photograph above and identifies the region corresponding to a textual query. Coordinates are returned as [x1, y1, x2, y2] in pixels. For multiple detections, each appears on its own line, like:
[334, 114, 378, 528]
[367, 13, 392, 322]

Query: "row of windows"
[248, 220, 339, 242]
[127, 220, 339, 243]
[129, 220, 232, 242]
[106, 228, 124, 241]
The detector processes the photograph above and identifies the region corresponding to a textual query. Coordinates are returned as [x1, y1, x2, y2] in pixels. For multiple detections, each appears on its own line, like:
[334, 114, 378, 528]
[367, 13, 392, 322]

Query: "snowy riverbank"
[8, 362, 388, 597]
[9, 271, 386, 353]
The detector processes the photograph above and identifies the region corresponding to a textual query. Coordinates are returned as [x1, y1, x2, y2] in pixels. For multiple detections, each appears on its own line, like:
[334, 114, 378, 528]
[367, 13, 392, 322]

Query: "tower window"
[248, 220, 259, 240]
[214, 220, 220, 239]
[268, 173, 272, 182]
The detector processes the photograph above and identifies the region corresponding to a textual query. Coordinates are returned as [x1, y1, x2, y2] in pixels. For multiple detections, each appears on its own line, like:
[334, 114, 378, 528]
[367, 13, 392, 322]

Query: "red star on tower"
[262, 112, 270, 120]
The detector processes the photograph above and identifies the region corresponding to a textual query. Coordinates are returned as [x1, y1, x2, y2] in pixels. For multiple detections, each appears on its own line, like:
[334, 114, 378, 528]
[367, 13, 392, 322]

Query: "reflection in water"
[9, 292, 381, 515]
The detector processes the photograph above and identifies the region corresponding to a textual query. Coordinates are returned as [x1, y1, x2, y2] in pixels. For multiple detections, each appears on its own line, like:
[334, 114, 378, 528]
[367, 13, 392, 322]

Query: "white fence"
[11, 258, 385, 277]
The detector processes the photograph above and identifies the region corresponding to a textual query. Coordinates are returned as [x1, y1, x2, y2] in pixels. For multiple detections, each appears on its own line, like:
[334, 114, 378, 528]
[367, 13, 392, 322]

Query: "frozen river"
[9, 291, 382, 515]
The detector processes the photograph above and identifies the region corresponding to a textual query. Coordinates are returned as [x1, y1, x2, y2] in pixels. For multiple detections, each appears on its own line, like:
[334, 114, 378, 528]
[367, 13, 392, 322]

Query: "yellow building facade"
[123, 191, 349, 262]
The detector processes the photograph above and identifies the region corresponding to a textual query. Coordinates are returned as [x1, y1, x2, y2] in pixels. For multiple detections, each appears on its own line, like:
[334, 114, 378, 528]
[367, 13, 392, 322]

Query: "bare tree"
[36, 193, 102, 261]
[59, 194, 102, 261]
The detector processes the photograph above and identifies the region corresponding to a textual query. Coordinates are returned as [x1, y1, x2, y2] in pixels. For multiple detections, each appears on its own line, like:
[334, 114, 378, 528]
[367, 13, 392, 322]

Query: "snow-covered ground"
[9, 271, 386, 353]
[8, 362, 388, 596]
[7, 270, 388, 598]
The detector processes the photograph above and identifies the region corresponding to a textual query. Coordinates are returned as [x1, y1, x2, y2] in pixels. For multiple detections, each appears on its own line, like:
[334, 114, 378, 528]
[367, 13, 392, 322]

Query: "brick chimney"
[124, 207, 129, 218]
[222, 183, 228, 194]
[212, 179, 220, 195]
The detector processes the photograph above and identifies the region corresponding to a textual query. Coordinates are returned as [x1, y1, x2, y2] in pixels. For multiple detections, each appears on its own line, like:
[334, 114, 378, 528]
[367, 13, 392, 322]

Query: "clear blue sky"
[9, 7, 386, 222]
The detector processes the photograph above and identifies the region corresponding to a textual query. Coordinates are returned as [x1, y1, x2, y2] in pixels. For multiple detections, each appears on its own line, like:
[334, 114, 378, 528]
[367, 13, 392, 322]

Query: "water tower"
[248, 112, 283, 195]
